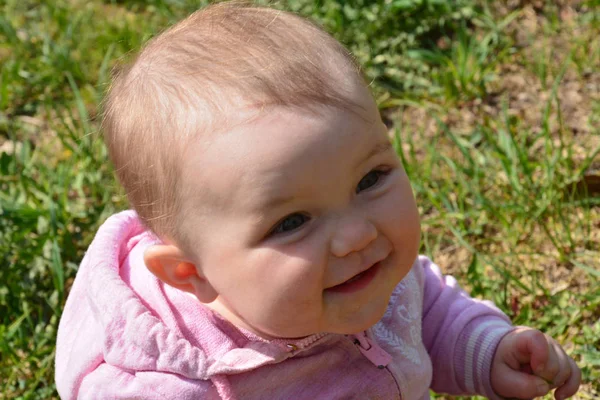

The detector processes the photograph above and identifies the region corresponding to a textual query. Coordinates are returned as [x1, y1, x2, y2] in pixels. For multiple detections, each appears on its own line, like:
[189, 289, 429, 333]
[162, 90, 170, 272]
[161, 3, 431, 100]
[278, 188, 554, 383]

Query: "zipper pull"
[351, 332, 392, 369]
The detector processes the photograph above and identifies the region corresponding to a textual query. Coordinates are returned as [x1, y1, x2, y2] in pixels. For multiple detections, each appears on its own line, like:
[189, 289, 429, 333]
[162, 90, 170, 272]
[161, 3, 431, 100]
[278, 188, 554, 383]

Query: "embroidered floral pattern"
[372, 269, 423, 365]
[369, 264, 433, 400]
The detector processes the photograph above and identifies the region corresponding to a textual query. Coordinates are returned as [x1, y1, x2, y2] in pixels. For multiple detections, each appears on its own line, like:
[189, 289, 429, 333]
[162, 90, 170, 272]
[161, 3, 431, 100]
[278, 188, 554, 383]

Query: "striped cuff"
[455, 318, 514, 399]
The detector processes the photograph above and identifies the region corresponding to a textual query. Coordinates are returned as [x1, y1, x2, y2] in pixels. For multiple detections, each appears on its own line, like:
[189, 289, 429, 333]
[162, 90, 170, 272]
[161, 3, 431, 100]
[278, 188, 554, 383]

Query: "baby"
[55, 2, 581, 399]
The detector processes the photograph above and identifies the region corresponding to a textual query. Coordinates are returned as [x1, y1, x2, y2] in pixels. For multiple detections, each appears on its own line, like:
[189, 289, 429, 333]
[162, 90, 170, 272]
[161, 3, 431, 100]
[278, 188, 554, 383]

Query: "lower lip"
[326, 262, 381, 294]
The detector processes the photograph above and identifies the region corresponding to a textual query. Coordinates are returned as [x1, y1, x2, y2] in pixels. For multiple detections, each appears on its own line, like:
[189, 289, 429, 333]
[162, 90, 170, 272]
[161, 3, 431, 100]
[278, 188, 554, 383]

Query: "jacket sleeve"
[419, 256, 514, 399]
[78, 363, 220, 400]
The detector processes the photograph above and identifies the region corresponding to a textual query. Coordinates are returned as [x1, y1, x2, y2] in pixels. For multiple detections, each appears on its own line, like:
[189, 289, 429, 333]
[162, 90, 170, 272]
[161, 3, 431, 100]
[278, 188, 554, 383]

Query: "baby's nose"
[330, 214, 377, 258]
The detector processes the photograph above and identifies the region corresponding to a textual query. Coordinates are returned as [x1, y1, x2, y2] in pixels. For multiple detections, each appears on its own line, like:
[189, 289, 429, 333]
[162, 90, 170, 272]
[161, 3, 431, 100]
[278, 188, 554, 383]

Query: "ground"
[0, 0, 598, 398]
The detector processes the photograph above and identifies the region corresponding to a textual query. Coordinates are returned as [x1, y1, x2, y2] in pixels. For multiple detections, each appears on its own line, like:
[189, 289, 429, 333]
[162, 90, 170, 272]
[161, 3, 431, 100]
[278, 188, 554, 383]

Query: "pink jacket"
[55, 211, 513, 399]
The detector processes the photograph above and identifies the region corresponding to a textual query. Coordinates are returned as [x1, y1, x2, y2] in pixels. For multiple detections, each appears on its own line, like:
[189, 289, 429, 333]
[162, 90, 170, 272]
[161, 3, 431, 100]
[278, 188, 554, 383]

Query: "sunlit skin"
[142, 80, 580, 399]
[167, 82, 422, 339]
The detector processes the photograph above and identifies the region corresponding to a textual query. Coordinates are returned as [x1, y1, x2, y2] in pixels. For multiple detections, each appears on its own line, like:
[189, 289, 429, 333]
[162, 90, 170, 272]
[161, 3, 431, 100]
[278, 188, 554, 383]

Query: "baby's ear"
[143, 244, 218, 303]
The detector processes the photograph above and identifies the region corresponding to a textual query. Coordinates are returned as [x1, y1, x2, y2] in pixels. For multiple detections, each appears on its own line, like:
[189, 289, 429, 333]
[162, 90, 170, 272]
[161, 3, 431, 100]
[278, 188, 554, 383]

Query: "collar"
[84, 210, 388, 380]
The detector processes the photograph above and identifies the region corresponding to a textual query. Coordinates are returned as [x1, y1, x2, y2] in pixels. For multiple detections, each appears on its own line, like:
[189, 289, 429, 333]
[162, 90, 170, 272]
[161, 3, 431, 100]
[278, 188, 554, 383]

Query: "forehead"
[181, 90, 382, 214]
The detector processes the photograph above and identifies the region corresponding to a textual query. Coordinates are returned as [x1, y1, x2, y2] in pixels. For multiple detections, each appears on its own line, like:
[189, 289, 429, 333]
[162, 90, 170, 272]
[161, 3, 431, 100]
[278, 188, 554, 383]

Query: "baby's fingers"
[546, 341, 571, 387]
[513, 328, 550, 375]
[554, 358, 581, 400]
[492, 362, 550, 399]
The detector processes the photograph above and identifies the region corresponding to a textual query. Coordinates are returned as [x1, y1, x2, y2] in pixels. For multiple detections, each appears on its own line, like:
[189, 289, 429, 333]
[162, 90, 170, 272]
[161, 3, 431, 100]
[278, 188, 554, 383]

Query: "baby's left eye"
[356, 169, 389, 193]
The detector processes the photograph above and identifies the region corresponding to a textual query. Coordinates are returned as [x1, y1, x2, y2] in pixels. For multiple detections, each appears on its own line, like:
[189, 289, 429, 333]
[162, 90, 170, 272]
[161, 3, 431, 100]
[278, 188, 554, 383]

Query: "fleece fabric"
[55, 211, 513, 399]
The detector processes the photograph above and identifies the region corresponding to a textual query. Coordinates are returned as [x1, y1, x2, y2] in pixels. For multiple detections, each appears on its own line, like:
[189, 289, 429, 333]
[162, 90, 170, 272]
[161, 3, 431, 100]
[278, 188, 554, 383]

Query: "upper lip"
[326, 254, 387, 289]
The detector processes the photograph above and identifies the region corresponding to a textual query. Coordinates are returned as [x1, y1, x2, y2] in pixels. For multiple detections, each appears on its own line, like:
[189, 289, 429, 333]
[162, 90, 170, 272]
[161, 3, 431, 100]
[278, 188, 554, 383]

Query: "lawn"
[0, 0, 598, 398]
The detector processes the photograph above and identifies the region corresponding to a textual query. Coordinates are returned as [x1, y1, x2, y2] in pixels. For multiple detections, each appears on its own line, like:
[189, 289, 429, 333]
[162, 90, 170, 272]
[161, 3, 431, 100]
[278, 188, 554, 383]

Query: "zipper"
[285, 332, 329, 352]
[353, 331, 402, 398]
[351, 331, 392, 369]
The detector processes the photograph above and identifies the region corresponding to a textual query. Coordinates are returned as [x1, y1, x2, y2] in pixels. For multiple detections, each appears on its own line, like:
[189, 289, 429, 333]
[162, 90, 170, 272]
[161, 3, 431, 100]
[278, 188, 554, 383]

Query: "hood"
[55, 211, 331, 398]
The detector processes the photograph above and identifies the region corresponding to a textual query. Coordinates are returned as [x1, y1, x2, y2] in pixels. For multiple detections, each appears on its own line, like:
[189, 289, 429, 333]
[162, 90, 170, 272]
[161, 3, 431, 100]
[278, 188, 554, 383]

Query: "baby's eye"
[356, 169, 389, 193]
[270, 213, 309, 235]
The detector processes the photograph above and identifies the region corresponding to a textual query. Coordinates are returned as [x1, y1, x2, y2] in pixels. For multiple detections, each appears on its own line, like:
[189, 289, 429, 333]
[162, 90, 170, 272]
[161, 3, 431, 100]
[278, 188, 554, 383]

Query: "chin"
[338, 299, 392, 335]
[364, 300, 390, 327]
[364, 283, 397, 324]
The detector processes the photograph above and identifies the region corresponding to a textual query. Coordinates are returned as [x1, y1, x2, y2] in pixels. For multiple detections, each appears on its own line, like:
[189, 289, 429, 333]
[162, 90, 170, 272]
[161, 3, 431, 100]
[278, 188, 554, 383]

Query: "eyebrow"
[261, 194, 296, 211]
[260, 141, 393, 211]
[356, 140, 393, 169]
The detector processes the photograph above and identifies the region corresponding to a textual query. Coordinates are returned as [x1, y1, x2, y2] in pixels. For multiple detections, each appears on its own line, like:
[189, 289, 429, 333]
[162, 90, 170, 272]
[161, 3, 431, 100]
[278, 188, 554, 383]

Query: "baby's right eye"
[270, 213, 309, 235]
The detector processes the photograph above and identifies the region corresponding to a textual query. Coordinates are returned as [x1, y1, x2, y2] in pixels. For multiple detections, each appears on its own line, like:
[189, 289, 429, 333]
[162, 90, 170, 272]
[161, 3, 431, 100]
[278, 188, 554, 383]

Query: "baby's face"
[180, 85, 421, 338]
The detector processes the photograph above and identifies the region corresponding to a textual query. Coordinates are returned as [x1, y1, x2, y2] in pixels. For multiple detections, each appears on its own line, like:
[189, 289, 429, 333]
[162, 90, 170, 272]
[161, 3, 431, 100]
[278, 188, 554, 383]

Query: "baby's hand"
[491, 327, 581, 399]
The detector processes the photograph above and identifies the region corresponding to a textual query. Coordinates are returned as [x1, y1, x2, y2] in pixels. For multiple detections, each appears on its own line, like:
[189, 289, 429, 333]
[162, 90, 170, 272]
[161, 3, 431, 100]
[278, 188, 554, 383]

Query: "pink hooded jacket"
[55, 211, 513, 399]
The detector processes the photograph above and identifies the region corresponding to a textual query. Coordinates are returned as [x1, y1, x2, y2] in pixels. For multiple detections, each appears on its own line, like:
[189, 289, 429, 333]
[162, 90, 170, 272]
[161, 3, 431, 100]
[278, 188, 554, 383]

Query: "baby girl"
[55, 2, 580, 399]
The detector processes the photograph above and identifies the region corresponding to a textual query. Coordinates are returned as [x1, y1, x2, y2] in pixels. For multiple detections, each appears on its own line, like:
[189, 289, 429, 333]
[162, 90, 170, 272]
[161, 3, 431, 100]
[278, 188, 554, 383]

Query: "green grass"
[1, 0, 598, 398]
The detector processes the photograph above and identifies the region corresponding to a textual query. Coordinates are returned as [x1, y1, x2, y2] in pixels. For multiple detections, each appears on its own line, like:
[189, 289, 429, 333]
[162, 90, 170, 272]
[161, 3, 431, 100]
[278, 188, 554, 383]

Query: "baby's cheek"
[385, 187, 420, 246]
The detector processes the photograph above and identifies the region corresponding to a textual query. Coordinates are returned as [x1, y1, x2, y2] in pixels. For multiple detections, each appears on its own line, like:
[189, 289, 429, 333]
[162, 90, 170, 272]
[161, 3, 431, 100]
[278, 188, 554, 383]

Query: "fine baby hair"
[102, 0, 362, 253]
[55, 1, 581, 399]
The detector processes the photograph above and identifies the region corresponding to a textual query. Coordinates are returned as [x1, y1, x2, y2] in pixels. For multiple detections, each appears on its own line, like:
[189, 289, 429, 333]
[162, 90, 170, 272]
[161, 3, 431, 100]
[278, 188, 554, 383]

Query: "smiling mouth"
[326, 262, 381, 294]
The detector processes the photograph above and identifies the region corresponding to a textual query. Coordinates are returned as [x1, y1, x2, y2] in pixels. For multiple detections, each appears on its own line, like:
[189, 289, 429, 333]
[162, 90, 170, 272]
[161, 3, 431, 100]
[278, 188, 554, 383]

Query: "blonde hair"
[102, 1, 365, 247]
